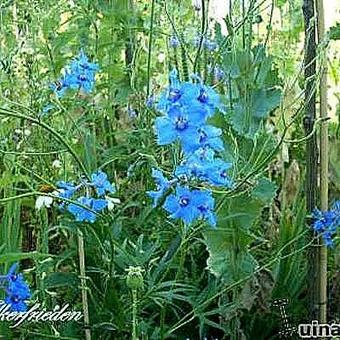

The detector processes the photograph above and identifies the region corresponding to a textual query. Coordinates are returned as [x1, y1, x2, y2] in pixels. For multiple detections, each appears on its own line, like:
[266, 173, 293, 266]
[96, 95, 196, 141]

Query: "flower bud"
[126, 266, 144, 290]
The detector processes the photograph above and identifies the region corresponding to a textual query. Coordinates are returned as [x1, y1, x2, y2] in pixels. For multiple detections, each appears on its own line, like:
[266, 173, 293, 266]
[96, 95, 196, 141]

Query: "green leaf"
[230, 88, 281, 137]
[0, 252, 51, 264]
[44, 272, 80, 289]
[204, 178, 277, 283]
[329, 22, 340, 40]
[252, 177, 278, 204]
[205, 247, 258, 285]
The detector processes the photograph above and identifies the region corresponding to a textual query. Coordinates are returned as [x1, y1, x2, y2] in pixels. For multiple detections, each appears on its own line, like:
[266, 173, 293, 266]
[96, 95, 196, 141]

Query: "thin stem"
[146, 0, 155, 96]
[132, 289, 138, 340]
[0, 107, 90, 179]
[78, 230, 91, 340]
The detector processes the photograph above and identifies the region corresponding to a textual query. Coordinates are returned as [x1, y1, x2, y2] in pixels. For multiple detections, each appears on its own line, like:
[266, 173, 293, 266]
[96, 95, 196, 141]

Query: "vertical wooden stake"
[302, 0, 319, 321]
[78, 230, 91, 340]
[316, 0, 328, 325]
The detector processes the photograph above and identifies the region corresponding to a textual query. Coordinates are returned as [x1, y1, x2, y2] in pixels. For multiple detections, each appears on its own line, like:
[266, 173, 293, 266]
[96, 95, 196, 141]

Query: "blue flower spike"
[1, 263, 31, 312]
[312, 200, 340, 247]
[51, 50, 99, 97]
[147, 169, 171, 207]
[149, 68, 234, 229]
[56, 170, 117, 223]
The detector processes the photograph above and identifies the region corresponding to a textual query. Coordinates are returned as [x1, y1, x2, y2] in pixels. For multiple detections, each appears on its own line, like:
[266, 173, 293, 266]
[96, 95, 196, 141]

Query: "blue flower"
[3, 263, 31, 312]
[205, 159, 233, 187]
[67, 196, 107, 223]
[214, 67, 225, 81]
[50, 78, 70, 97]
[169, 35, 180, 48]
[56, 181, 78, 200]
[204, 39, 218, 51]
[312, 200, 340, 247]
[91, 171, 115, 196]
[154, 106, 204, 148]
[147, 169, 171, 207]
[163, 185, 216, 226]
[197, 125, 224, 152]
[51, 50, 99, 97]
[193, 190, 217, 227]
[175, 147, 215, 180]
[163, 186, 201, 225]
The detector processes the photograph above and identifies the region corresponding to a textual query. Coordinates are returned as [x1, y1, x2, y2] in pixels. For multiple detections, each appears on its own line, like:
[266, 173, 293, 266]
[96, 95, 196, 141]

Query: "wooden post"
[302, 0, 319, 321]
[316, 0, 328, 326]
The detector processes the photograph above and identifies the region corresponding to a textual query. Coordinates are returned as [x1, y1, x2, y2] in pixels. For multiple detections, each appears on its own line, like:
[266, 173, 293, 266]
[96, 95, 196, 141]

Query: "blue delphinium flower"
[197, 125, 224, 152]
[163, 185, 201, 225]
[149, 68, 233, 229]
[214, 67, 225, 81]
[91, 171, 115, 196]
[175, 147, 215, 180]
[157, 69, 221, 118]
[51, 50, 98, 97]
[312, 200, 340, 247]
[204, 39, 218, 51]
[50, 78, 70, 98]
[169, 35, 180, 48]
[155, 106, 204, 148]
[193, 190, 217, 227]
[205, 159, 233, 187]
[56, 170, 117, 223]
[163, 185, 216, 227]
[67, 196, 108, 223]
[2, 263, 31, 312]
[56, 181, 78, 199]
[147, 169, 171, 207]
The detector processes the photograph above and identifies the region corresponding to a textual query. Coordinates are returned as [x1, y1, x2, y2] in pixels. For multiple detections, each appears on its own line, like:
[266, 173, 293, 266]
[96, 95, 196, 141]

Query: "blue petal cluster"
[312, 200, 340, 247]
[0, 263, 31, 312]
[56, 170, 116, 223]
[164, 186, 216, 227]
[51, 50, 99, 97]
[148, 69, 233, 227]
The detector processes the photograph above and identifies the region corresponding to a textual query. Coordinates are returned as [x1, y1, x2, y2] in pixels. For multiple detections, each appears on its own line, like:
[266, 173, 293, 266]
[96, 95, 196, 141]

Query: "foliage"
[0, 0, 338, 339]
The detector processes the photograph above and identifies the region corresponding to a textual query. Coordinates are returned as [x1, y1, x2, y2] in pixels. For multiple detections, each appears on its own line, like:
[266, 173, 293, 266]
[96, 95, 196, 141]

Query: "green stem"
[146, 0, 155, 96]
[78, 230, 91, 340]
[0, 107, 90, 179]
[132, 289, 138, 340]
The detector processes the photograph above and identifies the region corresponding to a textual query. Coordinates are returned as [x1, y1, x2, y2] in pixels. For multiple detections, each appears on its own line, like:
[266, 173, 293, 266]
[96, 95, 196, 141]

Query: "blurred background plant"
[0, 0, 338, 339]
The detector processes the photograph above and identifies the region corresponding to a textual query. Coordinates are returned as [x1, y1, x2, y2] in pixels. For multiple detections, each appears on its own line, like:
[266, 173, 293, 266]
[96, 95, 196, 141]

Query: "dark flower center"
[198, 88, 208, 103]
[168, 88, 182, 102]
[79, 74, 87, 81]
[80, 63, 89, 69]
[198, 205, 208, 213]
[175, 116, 189, 131]
[199, 129, 207, 143]
[220, 170, 228, 178]
[11, 295, 20, 303]
[179, 196, 190, 207]
[10, 274, 17, 281]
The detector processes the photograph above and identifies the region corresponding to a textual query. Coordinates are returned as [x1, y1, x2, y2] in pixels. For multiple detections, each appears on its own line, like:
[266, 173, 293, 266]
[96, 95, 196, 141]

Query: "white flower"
[192, 0, 202, 10]
[106, 197, 121, 211]
[24, 129, 31, 136]
[35, 195, 53, 210]
[157, 53, 165, 63]
[52, 159, 62, 168]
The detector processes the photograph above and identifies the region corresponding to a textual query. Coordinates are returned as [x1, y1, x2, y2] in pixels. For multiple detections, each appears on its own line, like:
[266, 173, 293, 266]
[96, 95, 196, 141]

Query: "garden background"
[0, 0, 339, 339]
